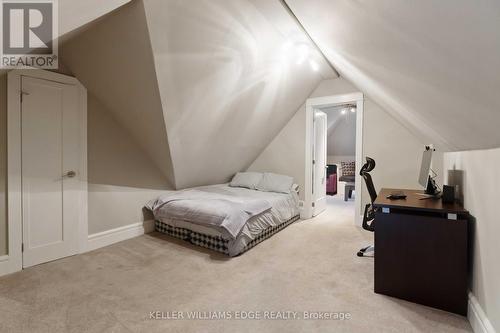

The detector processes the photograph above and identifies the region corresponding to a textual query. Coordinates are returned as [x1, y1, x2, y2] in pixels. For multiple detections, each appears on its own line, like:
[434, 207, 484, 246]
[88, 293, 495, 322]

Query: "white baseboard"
[468, 292, 497, 333]
[0, 256, 9, 277]
[0, 255, 20, 277]
[87, 220, 155, 252]
[300, 206, 312, 220]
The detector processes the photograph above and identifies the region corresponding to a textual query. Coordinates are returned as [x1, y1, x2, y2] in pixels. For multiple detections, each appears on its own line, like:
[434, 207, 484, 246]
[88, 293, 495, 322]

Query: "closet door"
[21, 76, 80, 268]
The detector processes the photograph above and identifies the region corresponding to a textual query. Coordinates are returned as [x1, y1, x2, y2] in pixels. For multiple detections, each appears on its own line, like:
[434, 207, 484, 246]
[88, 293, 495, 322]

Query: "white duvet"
[148, 189, 272, 238]
[147, 184, 300, 254]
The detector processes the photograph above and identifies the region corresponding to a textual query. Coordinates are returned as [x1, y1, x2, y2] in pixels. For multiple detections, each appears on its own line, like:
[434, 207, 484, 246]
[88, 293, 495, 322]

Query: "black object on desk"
[386, 191, 407, 200]
[442, 185, 456, 203]
[373, 188, 469, 316]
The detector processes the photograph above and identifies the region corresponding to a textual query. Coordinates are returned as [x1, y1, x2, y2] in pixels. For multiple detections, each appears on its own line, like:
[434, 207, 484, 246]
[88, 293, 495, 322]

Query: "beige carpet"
[0, 196, 471, 333]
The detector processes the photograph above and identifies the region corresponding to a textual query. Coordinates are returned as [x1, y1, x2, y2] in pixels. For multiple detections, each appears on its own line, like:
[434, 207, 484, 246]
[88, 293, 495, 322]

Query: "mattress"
[153, 184, 300, 256]
[156, 215, 299, 256]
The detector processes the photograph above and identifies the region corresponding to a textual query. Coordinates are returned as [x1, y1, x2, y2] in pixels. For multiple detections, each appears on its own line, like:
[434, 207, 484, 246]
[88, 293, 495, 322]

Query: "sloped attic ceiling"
[0, 1, 132, 77]
[322, 106, 356, 156]
[59, 0, 131, 36]
[322, 105, 350, 131]
[286, 0, 500, 151]
[143, 0, 337, 189]
[60, 0, 175, 188]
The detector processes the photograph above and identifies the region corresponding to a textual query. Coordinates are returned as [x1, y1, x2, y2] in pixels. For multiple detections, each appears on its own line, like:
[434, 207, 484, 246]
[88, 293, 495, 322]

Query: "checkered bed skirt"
[155, 215, 300, 256]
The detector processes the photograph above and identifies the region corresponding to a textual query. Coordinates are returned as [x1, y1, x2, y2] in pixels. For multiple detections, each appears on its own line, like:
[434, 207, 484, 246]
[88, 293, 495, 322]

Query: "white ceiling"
[59, 0, 131, 37]
[143, 0, 336, 188]
[321, 104, 355, 133]
[287, 0, 500, 151]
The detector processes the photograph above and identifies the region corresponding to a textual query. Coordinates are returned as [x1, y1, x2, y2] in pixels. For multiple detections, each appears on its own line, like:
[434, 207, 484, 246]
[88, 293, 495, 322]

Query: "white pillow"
[229, 172, 263, 189]
[256, 173, 294, 194]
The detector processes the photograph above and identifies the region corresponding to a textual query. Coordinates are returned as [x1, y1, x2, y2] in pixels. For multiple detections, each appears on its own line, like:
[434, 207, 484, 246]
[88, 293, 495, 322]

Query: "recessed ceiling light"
[341, 109, 346, 115]
[350, 107, 356, 113]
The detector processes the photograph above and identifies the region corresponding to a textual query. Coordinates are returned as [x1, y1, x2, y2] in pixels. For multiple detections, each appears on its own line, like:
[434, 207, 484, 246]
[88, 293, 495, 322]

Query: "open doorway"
[322, 104, 357, 204]
[304, 93, 364, 225]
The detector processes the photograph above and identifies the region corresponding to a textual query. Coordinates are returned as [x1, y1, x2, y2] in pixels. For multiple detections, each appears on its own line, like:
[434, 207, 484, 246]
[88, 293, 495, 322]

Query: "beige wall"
[60, 0, 175, 189]
[363, 98, 433, 199]
[444, 149, 500, 332]
[0, 72, 7, 256]
[249, 78, 431, 215]
[88, 184, 164, 235]
[0, 1, 143, 249]
[87, 93, 169, 234]
[248, 100, 307, 193]
[0, 74, 171, 240]
[58, 0, 175, 234]
[87, 94, 168, 190]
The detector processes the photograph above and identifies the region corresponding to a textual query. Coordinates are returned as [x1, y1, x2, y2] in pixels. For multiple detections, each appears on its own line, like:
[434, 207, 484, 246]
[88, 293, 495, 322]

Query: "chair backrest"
[360, 157, 377, 204]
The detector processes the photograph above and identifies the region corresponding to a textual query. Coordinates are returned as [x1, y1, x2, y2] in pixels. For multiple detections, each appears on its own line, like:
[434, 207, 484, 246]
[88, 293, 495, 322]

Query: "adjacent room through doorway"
[319, 104, 357, 209]
[307, 93, 363, 221]
[313, 103, 360, 219]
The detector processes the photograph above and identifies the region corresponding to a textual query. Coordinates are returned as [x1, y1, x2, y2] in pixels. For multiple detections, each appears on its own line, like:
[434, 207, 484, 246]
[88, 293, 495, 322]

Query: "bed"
[147, 176, 300, 256]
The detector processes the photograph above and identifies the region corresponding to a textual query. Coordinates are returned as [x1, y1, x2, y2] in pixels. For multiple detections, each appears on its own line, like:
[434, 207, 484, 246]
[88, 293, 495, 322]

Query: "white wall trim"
[5, 69, 88, 276]
[0, 255, 15, 277]
[77, 82, 89, 253]
[3, 71, 22, 277]
[304, 92, 364, 225]
[468, 292, 497, 333]
[87, 220, 155, 252]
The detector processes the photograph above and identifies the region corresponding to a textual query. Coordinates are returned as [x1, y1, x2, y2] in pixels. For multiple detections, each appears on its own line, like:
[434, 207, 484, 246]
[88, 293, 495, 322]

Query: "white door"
[21, 76, 80, 268]
[313, 110, 327, 216]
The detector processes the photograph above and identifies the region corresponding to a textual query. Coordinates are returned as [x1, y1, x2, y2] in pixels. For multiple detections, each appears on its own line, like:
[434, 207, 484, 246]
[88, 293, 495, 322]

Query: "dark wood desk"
[373, 189, 469, 316]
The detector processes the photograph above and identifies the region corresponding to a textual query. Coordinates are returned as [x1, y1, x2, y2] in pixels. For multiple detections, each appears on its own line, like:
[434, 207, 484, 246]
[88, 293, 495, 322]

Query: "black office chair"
[357, 157, 378, 257]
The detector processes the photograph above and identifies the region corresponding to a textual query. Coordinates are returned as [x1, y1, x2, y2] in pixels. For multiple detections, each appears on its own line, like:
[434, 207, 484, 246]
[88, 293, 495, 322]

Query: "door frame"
[304, 92, 364, 225]
[312, 110, 328, 216]
[2, 69, 87, 275]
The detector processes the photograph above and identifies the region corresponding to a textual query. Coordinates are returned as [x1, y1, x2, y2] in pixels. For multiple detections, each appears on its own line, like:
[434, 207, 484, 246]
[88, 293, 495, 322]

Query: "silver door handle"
[63, 171, 76, 178]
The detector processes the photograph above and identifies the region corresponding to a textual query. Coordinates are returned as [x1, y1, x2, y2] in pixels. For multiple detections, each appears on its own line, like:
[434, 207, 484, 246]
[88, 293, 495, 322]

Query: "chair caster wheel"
[357, 251, 364, 257]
